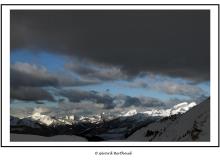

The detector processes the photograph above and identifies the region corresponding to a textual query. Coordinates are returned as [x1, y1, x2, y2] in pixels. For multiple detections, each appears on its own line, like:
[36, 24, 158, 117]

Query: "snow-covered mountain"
[122, 109, 138, 117]
[78, 115, 102, 124]
[142, 102, 196, 117]
[127, 98, 210, 141]
[31, 112, 57, 126]
[11, 101, 197, 127]
[170, 102, 196, 115]
[10, 100, 203, 141]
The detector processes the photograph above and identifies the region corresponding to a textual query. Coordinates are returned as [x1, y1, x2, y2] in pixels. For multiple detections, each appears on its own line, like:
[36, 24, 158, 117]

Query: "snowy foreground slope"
[127, 98, 210, 141]
[10, 133, 87, 141]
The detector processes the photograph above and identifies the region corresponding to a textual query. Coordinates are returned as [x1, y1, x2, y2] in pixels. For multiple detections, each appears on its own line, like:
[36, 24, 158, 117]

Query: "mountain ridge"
[11, 101, 197, 127]
[127, 98, 210, 141]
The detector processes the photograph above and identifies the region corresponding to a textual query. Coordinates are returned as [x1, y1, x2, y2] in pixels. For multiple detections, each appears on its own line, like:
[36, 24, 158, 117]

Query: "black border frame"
[1, 4, 219, 147]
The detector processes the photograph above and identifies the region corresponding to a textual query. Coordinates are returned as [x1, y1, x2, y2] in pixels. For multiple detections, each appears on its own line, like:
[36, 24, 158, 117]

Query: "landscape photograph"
[10, 10, 210, 142]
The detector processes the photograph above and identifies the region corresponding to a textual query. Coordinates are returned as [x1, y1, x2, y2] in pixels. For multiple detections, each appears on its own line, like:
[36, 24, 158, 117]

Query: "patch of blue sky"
[11, 49, 69, 72]
[196, 81, 210, 95]
[136, 73, 193, 84]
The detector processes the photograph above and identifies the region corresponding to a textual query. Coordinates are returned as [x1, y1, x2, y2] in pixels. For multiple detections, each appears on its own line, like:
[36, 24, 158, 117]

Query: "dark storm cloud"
[59, 89, 115, 109]
[139, 97, 166, 108]
[11, 87, 54, 101]
[11, 63, 58, 87]
[10, 62, 98, 88]
[65, 60, 127, 81]
[59, 89, 166, 109]
[122, 96, 142, 107]
[115, 95, 166, 108]
[11, 10, 210, 81]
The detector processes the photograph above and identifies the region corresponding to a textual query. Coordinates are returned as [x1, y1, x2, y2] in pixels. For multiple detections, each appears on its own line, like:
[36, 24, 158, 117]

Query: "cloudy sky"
[10, 10, 210, 117]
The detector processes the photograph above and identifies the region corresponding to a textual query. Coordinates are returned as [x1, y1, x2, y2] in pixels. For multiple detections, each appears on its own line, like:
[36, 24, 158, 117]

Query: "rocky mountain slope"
[127, 98, 210, 141]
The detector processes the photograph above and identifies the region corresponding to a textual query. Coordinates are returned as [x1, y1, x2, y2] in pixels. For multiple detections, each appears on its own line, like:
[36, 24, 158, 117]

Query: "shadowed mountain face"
[10, 98, 209, 141]
[127, 98, 210, 141]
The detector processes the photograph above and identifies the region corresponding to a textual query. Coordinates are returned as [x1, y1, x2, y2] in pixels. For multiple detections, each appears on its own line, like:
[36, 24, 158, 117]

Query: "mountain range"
[10, 99, 210, 141]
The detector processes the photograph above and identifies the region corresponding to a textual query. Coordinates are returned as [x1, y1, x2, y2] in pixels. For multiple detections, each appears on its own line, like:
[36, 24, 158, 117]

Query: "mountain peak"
[123, 109, 137, 117]
[31, 112, 55, 126]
